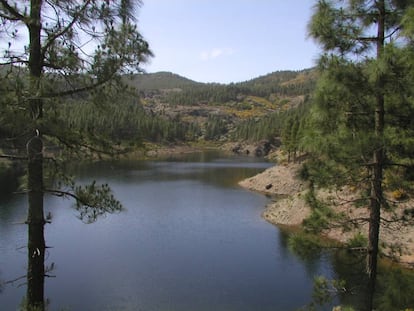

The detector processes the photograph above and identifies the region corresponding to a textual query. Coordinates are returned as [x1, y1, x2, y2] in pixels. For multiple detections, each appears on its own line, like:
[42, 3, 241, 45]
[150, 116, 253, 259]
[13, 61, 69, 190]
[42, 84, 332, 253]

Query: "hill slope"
[127, 71, 201, 90]
[130, 69, 317, 143]
[129, 69, 316, 93]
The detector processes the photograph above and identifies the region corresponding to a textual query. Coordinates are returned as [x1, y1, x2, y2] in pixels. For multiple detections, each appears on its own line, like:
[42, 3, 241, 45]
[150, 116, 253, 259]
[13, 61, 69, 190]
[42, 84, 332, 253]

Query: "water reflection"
[67, 152, 272, 189]
[0, 270, 4, 293]
[27, 232, 45, 310]
[331, 251, 369, 308]
[1, 152, 278, 310]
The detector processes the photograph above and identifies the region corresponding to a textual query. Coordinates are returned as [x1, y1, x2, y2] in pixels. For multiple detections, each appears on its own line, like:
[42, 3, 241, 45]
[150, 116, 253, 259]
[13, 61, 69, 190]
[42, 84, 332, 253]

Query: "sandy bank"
[238, 164, 311, 226]
[239, 162, 414, 267]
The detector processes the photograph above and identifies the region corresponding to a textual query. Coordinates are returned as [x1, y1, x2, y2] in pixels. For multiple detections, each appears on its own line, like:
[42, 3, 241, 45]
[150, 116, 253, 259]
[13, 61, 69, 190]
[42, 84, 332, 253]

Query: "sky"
[137, 0, 321, 84]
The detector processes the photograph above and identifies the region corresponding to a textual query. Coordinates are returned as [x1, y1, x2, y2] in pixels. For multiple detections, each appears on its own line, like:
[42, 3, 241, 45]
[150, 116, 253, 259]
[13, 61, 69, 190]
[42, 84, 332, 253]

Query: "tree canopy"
[301, 1, 414, 309]
[1, 1, 152, 309]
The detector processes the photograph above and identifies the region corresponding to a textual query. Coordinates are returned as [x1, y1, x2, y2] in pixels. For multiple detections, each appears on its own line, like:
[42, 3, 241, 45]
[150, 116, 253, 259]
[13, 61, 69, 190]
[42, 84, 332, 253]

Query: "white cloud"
[200, 48, 235, 61]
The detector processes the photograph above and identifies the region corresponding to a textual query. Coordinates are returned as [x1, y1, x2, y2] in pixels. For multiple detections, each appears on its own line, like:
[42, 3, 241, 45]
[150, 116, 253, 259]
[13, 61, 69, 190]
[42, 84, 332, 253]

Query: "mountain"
[127, 71, 201, 90]
[239, 70, 304, 86]
[241, 69, 316, 86]
[128, 68, 317, 143]
[127, 69, 317, 93]
[236, 69, 317, 97]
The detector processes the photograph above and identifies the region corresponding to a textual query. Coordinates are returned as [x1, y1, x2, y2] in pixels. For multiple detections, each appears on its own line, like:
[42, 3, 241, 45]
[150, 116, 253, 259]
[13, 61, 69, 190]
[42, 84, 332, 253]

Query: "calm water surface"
[1, 152, 337, 310]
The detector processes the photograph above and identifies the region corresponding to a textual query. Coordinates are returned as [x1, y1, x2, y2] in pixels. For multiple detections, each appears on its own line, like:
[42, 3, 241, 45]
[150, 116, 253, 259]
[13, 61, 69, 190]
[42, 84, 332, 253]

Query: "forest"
[58, 69, 317, 146]
[0, 68, 315, 158]
[1, 0, 414, 310]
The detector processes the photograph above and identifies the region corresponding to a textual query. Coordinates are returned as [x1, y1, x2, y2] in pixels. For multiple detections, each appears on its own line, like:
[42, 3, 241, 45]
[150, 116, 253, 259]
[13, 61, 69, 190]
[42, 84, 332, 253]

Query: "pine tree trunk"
[366, 1, 385, 310]
[26, 136, 45, 310]
[367, 155, 382, 310]
[26, 1, 45, 310]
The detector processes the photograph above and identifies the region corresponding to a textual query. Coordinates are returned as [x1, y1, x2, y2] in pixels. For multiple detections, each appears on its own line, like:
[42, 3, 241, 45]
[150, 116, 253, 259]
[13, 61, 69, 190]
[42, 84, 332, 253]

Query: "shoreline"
[238, 160, 414, 268]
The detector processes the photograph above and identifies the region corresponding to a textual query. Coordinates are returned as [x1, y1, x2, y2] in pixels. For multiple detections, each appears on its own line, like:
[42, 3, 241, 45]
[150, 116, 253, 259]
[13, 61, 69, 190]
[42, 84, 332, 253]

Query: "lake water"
[1, 152, 342, 310]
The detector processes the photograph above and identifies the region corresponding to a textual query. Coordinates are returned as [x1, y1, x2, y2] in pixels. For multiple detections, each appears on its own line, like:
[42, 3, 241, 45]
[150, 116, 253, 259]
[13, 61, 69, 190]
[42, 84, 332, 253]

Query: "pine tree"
[0, 1, 152, 309]
[306, 1, 414, 310]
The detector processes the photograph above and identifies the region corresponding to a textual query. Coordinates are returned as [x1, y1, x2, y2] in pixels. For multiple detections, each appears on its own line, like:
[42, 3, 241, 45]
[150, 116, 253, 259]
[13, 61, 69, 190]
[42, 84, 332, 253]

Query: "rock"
[254, 140, 272, 157]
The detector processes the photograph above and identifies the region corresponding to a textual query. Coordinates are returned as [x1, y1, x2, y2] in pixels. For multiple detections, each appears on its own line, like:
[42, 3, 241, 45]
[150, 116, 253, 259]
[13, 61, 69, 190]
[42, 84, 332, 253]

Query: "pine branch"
[342, 217, 371, 225]
[51, 133, 121, 157]
[0, 154, 27, 160]
[335, 194, 369, 206]
[41, 0, 93, 57]
[44, 184, 123, 224]
[42, 71, 117, 98]
[0, 11, 19, 20]
[381, 213, 414, 226]
[0, 0, 26, 21]
[43, 188, 94, 208]
[385, 161, 414, 169]
[356, 36, 379, 42]
[0, 59, 29, 66]
[42, 61, 63, 70]
[3, 274, 26, 287]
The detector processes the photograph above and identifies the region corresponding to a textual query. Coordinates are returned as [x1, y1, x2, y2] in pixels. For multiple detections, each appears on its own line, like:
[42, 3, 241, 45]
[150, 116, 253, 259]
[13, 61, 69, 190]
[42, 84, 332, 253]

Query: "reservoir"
[1, 152, 340, 310]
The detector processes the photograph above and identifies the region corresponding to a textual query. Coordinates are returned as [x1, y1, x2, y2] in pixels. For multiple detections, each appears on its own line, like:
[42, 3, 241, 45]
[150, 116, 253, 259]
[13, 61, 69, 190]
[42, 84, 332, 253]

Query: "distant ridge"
[126, 68, 316, 92]
[128, 71, 201, 90]
[239, 69, 311, 85]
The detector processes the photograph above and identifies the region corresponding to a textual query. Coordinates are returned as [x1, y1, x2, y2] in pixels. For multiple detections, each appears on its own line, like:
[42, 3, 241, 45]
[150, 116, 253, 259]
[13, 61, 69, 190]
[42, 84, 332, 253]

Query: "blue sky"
[138, 0, 321, 83]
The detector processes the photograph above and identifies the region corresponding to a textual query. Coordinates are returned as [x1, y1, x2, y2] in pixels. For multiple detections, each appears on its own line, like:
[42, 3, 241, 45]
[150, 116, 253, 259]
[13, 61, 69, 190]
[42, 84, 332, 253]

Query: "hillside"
[130, 69, 316, 94]
[129, 69, 317, 144]
[238, 68, 316, 96]
[0, 67, 317, 154]
[127, 71, 201, 90]
[19, 69, 317, 150]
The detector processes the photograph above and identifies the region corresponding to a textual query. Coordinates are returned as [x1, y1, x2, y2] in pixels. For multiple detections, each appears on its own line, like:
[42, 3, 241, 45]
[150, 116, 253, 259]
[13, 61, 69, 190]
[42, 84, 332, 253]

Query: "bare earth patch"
[238, 163, 306, 196]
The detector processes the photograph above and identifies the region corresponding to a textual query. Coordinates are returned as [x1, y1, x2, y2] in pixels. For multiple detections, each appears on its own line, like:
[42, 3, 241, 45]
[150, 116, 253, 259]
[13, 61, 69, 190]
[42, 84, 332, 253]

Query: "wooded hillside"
[4, 69, 315, 149]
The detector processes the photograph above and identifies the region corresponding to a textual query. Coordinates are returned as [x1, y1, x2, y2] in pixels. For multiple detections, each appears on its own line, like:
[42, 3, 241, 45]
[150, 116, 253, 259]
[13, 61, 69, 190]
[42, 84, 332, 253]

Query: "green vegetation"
[0, 5, 318, 308]
[128, 71, 201, 90]
[61, 99, 189, 144]
[132, 69, 316, 106]
[290, 1, 414, 310]
[41, 69, 316, 147]
[1, 1, 152, 310]
[127, 69, 316, 144]
[2, 1, 414, 310]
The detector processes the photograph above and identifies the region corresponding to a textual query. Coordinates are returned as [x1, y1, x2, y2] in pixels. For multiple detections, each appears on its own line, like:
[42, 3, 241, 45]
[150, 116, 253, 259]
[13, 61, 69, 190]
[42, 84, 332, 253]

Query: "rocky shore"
[239, 160, 414, 267]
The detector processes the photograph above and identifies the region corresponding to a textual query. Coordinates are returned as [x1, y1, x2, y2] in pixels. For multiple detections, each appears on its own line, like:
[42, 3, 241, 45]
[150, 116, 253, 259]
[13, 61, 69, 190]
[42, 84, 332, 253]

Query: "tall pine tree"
[0, 1, 152, 309]
[306, 1, 414, 309]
